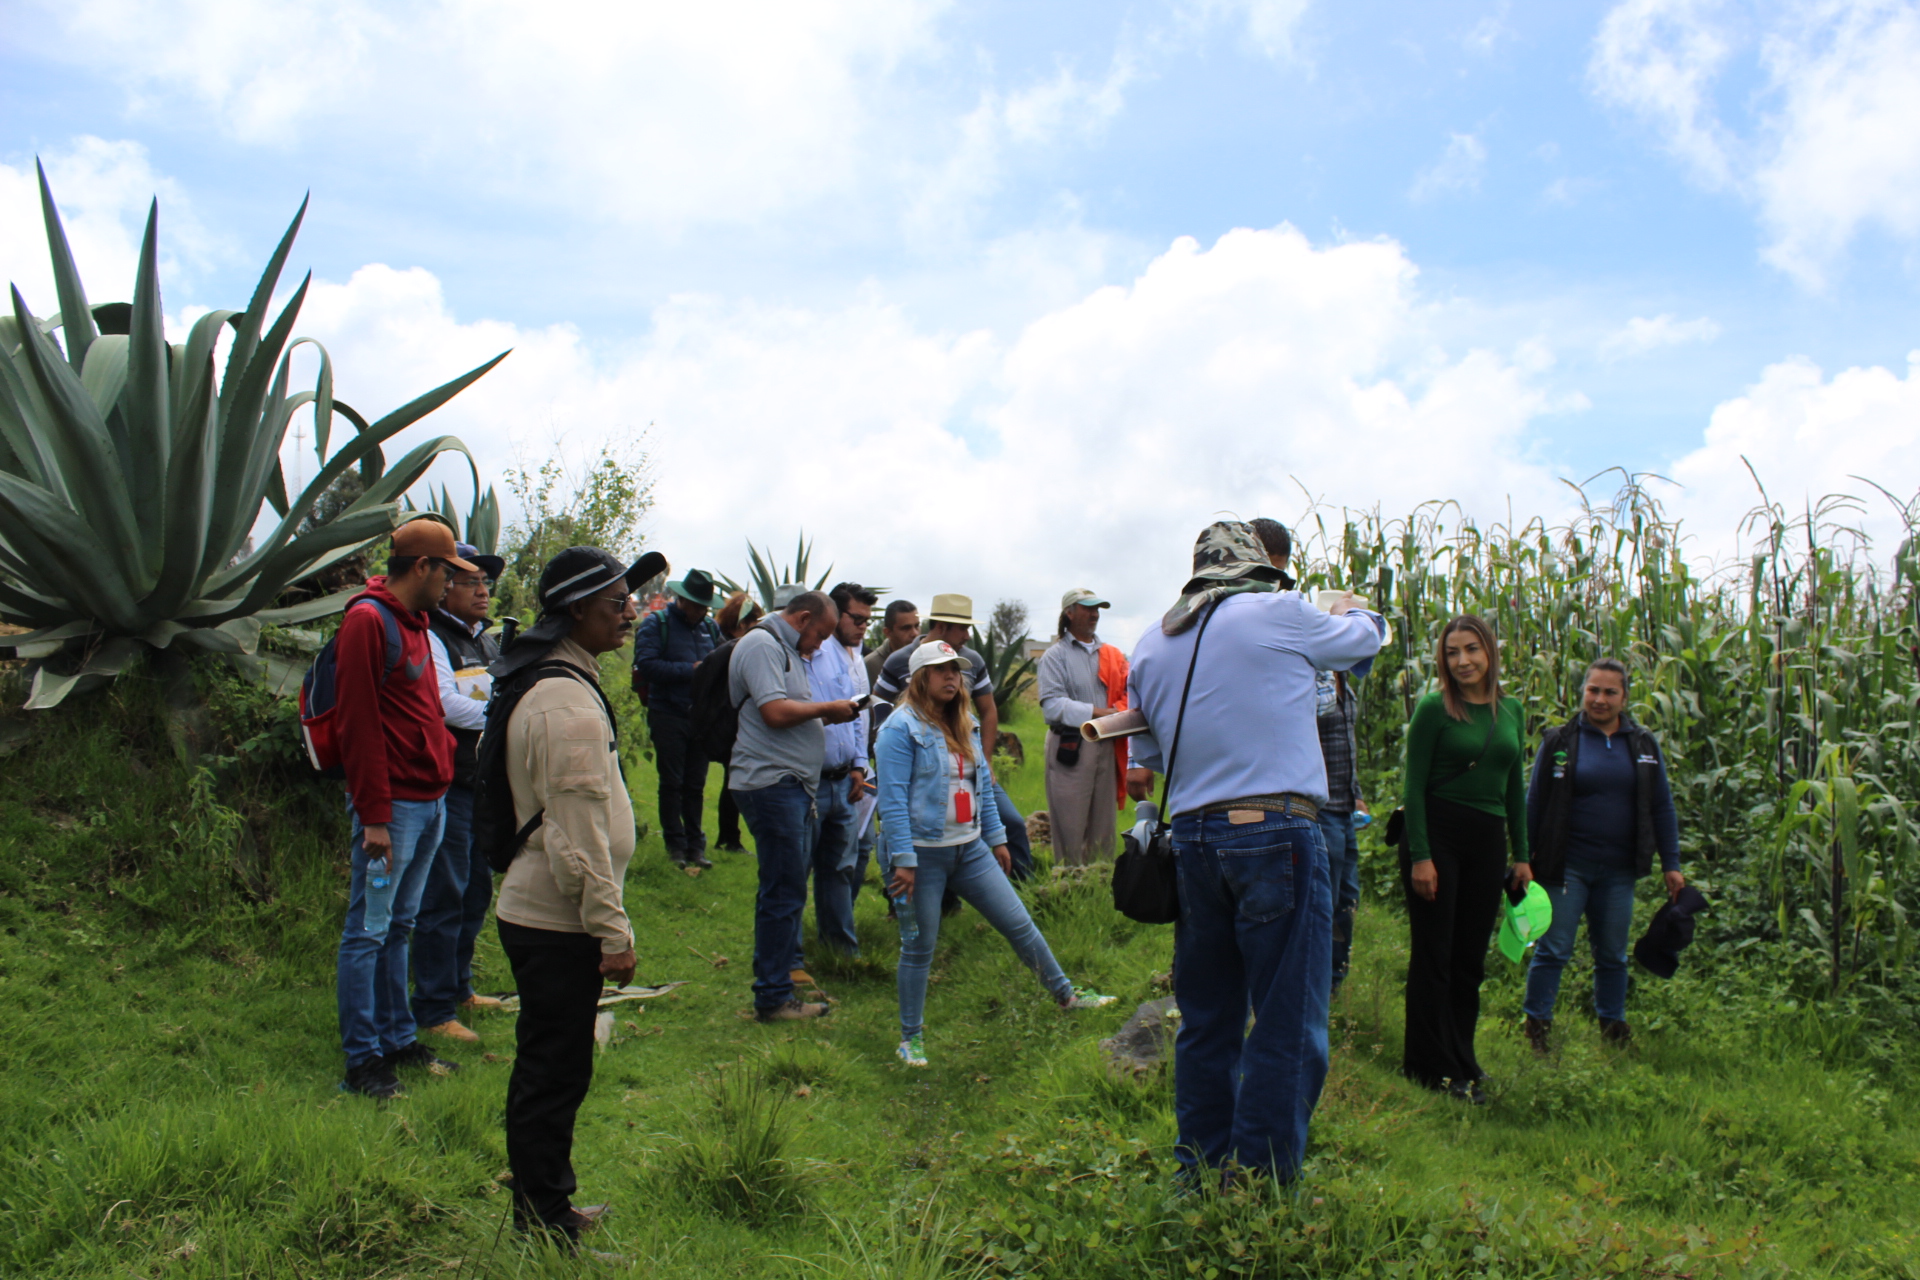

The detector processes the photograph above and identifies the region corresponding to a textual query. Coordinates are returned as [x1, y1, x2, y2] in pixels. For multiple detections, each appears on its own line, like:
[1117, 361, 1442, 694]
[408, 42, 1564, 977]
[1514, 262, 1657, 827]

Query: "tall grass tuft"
[664, 1061, 811, 1226]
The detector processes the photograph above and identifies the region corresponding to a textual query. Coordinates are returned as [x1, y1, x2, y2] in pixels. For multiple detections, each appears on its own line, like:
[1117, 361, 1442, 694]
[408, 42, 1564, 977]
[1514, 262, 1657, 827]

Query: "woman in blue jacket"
[875, 641, 1113, 1067]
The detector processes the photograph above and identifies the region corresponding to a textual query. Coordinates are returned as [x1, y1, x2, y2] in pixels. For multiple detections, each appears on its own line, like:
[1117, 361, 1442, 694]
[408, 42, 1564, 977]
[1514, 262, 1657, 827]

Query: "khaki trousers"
[1045, 733, 1118, 866]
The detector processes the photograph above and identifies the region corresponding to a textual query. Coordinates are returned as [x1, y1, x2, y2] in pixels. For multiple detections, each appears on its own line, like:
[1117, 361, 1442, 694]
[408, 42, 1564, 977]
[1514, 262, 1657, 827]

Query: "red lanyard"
[952, 750, 972, 824]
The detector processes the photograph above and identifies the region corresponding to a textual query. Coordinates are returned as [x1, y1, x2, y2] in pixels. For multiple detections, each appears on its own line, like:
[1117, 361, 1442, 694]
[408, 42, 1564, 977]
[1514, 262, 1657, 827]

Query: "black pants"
[1400, 796, 1508, 1088]
[719, 766, 743, 846]
[648, 709, 708, 853]
[499, 920, 603, 1233]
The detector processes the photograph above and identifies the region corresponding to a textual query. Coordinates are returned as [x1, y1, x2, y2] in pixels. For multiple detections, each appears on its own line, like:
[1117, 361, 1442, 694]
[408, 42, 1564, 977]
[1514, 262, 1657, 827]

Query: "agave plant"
[405, 481, 502, 554]
[0, 163, 505, 708]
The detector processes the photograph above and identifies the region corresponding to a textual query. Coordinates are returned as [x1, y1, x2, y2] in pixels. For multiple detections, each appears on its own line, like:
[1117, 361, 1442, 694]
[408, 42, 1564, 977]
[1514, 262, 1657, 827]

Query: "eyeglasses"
[450, 576, 493, 590]
[590, 591, 637, 608]
[844, 612, 873, 628]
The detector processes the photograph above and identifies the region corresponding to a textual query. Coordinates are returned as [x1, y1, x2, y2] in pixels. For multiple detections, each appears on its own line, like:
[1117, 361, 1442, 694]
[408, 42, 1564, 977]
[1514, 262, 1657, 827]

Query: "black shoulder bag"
[1382, 699, 1500, 851]
[1111, 600, 1220, 924]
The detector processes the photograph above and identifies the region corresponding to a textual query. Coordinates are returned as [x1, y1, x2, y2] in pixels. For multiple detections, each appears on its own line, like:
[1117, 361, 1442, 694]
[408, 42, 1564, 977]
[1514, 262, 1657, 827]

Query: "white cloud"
[1588, 0, 1920, 286]
[1755, 0, 1920, 284]
[1665, 351, 1920, 556]
[25, 0, 949, 232]
[1410, 133, 1488, 202]
[1598, 313, 1723, 359]
[905, 53, 1138, 246]
[1464, 9, 1515, 56]
[0, 137, 219, 320]
[1184, 0, 1315, 63]
[271, 225, 1573, 643]
[1589, 0, 1736, 187]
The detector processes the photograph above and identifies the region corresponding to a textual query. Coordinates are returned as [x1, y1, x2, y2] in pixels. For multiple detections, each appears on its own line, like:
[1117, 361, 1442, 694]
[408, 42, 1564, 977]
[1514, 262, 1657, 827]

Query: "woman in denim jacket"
[875, 642, 1114, 1067]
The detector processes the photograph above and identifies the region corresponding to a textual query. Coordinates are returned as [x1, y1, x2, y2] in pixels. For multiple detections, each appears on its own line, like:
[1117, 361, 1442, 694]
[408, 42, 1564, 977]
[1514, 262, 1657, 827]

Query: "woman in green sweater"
[1399, 614, 1530, 1103]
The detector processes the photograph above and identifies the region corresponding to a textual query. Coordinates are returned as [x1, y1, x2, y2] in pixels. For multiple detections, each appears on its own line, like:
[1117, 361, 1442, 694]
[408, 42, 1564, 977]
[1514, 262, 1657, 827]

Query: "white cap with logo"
[907, 639, 965, 677]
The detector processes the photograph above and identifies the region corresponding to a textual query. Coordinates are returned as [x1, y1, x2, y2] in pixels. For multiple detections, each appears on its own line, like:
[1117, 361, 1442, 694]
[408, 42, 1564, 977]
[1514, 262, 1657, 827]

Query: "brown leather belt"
[1199, 793, 1320, 821]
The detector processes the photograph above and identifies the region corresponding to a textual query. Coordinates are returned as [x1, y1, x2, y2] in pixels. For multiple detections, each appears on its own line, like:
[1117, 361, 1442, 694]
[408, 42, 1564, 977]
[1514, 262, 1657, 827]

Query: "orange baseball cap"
[392, 518, 479, 571]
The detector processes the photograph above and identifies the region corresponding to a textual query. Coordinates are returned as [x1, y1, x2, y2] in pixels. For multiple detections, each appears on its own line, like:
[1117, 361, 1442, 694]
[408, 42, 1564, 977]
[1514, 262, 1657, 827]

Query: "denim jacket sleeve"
[974, 729, 1007, 847]
[875, 716, 920, 868]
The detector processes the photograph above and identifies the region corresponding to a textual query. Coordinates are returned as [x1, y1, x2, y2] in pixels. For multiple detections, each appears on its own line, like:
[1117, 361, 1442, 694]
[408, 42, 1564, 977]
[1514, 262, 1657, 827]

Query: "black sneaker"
[665, 845, 691, 868]
[687, 849, 714, 870]
[343, 1058, 406, 1099]
[715, 841, 746, 854]
[384, 1041, 460, 1076]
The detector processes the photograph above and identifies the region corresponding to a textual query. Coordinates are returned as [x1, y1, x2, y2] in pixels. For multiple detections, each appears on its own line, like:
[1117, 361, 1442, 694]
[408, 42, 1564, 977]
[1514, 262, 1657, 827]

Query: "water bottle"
[1127, 800, 1160, 850]
[369, 857, 390, 891]
[894, 890, 918, 943]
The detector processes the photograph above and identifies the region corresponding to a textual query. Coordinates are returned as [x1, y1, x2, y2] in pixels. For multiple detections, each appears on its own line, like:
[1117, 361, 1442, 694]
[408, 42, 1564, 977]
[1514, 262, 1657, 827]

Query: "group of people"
[325, 510, 1691, 1241]
[1122, 518, 1688, 1189]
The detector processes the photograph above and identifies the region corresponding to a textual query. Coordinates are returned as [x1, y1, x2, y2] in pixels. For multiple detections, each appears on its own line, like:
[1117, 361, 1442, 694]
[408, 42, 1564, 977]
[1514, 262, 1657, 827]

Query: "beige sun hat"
[927, 593, 975, 626]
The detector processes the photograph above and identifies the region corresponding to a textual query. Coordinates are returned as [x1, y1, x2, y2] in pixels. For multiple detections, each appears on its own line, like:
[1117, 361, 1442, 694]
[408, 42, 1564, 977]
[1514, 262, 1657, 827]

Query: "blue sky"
[4, 0, 1918, 632]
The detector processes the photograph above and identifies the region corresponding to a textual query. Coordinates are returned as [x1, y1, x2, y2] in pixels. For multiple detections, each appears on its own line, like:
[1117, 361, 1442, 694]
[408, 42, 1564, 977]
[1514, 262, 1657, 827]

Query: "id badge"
[954, 790, 972, 823]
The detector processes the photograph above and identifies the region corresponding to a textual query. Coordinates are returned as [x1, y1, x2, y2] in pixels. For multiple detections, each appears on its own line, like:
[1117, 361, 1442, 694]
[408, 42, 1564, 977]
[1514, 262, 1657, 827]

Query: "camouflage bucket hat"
[1162, 520, 1284, 635]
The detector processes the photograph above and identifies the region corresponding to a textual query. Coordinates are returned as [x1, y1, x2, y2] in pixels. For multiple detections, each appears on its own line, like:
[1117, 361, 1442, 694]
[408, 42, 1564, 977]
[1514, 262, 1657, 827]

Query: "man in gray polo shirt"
[729, 591, 859, 1022]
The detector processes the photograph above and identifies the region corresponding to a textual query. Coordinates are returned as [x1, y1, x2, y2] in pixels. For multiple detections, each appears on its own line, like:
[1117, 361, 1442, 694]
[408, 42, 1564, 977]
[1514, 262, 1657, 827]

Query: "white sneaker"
[896, 1034, 928, 1067]
[1060, 986, 1117, 1010]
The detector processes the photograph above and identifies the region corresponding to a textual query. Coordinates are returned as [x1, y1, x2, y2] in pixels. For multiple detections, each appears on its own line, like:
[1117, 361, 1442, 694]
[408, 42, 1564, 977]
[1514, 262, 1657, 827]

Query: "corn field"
[1284, 472, 1920, 995]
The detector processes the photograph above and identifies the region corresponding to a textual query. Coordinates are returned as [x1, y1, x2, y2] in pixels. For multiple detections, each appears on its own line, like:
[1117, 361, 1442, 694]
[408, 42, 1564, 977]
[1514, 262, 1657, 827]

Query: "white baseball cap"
[907, 639, 965, 677]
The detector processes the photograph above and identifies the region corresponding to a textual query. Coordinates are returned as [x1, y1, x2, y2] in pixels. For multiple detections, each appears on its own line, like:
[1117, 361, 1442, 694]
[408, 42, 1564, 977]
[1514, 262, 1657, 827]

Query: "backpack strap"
[494, 659, 620, 862]
[732, 620, 792, 710]
[348, 598, 406, 684]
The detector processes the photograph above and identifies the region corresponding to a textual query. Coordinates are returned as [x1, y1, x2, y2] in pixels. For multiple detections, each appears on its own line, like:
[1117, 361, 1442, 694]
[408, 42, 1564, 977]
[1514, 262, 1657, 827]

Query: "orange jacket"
[1096, 643, 1130, 809]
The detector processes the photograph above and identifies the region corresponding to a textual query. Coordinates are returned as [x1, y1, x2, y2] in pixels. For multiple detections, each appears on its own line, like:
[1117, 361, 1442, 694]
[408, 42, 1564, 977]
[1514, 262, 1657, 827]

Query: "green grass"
[0, 670, 1915, 1278]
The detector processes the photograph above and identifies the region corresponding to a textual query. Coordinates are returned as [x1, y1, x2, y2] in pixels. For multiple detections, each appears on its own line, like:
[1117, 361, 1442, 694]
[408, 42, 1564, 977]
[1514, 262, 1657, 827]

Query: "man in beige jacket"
[491, 545, 663, 1249]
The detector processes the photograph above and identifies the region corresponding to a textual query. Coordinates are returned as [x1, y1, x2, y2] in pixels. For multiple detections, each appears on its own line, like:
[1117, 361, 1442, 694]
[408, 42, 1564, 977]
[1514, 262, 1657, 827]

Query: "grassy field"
[0, 663, 1916, 1279]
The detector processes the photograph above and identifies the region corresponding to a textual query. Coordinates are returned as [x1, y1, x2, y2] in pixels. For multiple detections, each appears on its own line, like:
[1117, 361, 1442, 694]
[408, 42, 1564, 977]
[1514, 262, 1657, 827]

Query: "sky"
[3, 0, 1919, 642]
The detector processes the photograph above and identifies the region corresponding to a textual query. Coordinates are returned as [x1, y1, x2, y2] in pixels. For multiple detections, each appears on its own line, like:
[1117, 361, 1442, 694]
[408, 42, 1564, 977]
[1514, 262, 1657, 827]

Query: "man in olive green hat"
[633, 567, 724, 870]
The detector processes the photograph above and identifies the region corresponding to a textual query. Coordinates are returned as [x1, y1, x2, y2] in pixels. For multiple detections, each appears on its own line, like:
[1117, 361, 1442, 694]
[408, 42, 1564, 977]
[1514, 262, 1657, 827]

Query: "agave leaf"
[174, 617, 262, 656]
[79, 334, 129, 418]
[353, 434, 472, 511]
[0, 576, 69, 627]
[125, 201, 171, 550]
[198, 273, 313, 579]
[0, 470, 141, 631]
[25, 635, 143, 709]
[218, 194, 308, 424]
[193, 502, 402, 624]
[0, 329, 52, 486]
[8, 285, 145, 587]
[36, 160, 97, 375]
[254, 586, 362, 626]
[0, 618, 99, 657]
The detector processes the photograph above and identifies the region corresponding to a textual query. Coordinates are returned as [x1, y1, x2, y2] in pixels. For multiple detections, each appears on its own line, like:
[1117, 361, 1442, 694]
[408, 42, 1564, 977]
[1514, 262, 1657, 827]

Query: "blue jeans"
[1172, 810, 1330, 1182]
[734, 780, 816, 1010]
[1524, 857, 1638, 1023]
[411, 785, 491, 1028]
[812, 776, 862, 957]
[1315, 811, 1362, 996]
[996, 788, 1034, 881]
[338, 795, 445, 1068]
[895, 838, 1071, 1040]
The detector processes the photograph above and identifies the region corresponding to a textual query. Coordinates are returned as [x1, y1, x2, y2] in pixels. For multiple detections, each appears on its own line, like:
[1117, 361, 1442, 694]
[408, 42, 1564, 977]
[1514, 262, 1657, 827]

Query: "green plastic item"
[1497, 881, 1554, 964]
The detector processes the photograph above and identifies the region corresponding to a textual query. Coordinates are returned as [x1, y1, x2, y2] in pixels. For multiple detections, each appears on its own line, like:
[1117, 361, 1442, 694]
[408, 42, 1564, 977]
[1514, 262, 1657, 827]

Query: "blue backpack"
[299, 599, 404, 777]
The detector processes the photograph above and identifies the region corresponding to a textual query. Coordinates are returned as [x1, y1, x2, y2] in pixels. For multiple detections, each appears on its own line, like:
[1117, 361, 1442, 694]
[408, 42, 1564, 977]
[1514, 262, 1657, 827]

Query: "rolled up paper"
[1082, 708, 1150, 741]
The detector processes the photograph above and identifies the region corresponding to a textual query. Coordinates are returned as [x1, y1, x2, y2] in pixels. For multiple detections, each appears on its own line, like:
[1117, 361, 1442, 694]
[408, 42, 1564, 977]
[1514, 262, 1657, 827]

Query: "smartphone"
[850, 692, 874, 711]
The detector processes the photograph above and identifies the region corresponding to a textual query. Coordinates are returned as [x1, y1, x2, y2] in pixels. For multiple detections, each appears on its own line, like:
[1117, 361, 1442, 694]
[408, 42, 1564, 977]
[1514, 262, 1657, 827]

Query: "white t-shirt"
[937, 747, 980, 846]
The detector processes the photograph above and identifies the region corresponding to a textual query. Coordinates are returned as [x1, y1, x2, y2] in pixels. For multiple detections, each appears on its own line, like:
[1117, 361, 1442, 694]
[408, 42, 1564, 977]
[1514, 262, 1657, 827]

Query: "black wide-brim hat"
[1634, 885, 1709, 979]
[538, 546, 668, 611]
[493, 546, 669, 680]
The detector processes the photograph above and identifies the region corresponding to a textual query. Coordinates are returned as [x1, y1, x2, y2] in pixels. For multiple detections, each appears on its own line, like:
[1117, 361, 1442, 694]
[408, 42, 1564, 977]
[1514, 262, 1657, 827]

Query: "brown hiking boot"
[1523, 1015, 1552, 1057]
[423, 1019, 481, 1044]
[755, 998, 830, 1023]
[462, 994, 507, 1013]
[1599, 1017, 1633, 1045]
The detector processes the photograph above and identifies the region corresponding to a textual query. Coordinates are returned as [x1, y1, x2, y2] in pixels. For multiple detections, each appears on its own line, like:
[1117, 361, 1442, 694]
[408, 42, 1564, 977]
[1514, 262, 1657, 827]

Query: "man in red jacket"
[336, 519, 471, 1099]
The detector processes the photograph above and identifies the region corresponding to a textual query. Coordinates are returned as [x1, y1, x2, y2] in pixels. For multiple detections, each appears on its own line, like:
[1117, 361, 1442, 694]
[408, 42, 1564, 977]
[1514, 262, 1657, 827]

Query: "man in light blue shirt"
[805, 583, 876, 957]
[1125, 520, 1382, 1188]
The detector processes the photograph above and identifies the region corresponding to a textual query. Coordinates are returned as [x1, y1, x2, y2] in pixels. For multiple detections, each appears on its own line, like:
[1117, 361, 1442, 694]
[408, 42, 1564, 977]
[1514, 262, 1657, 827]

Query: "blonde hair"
[904, 664, 976, 762]
[1435, 614, 1502, 722]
